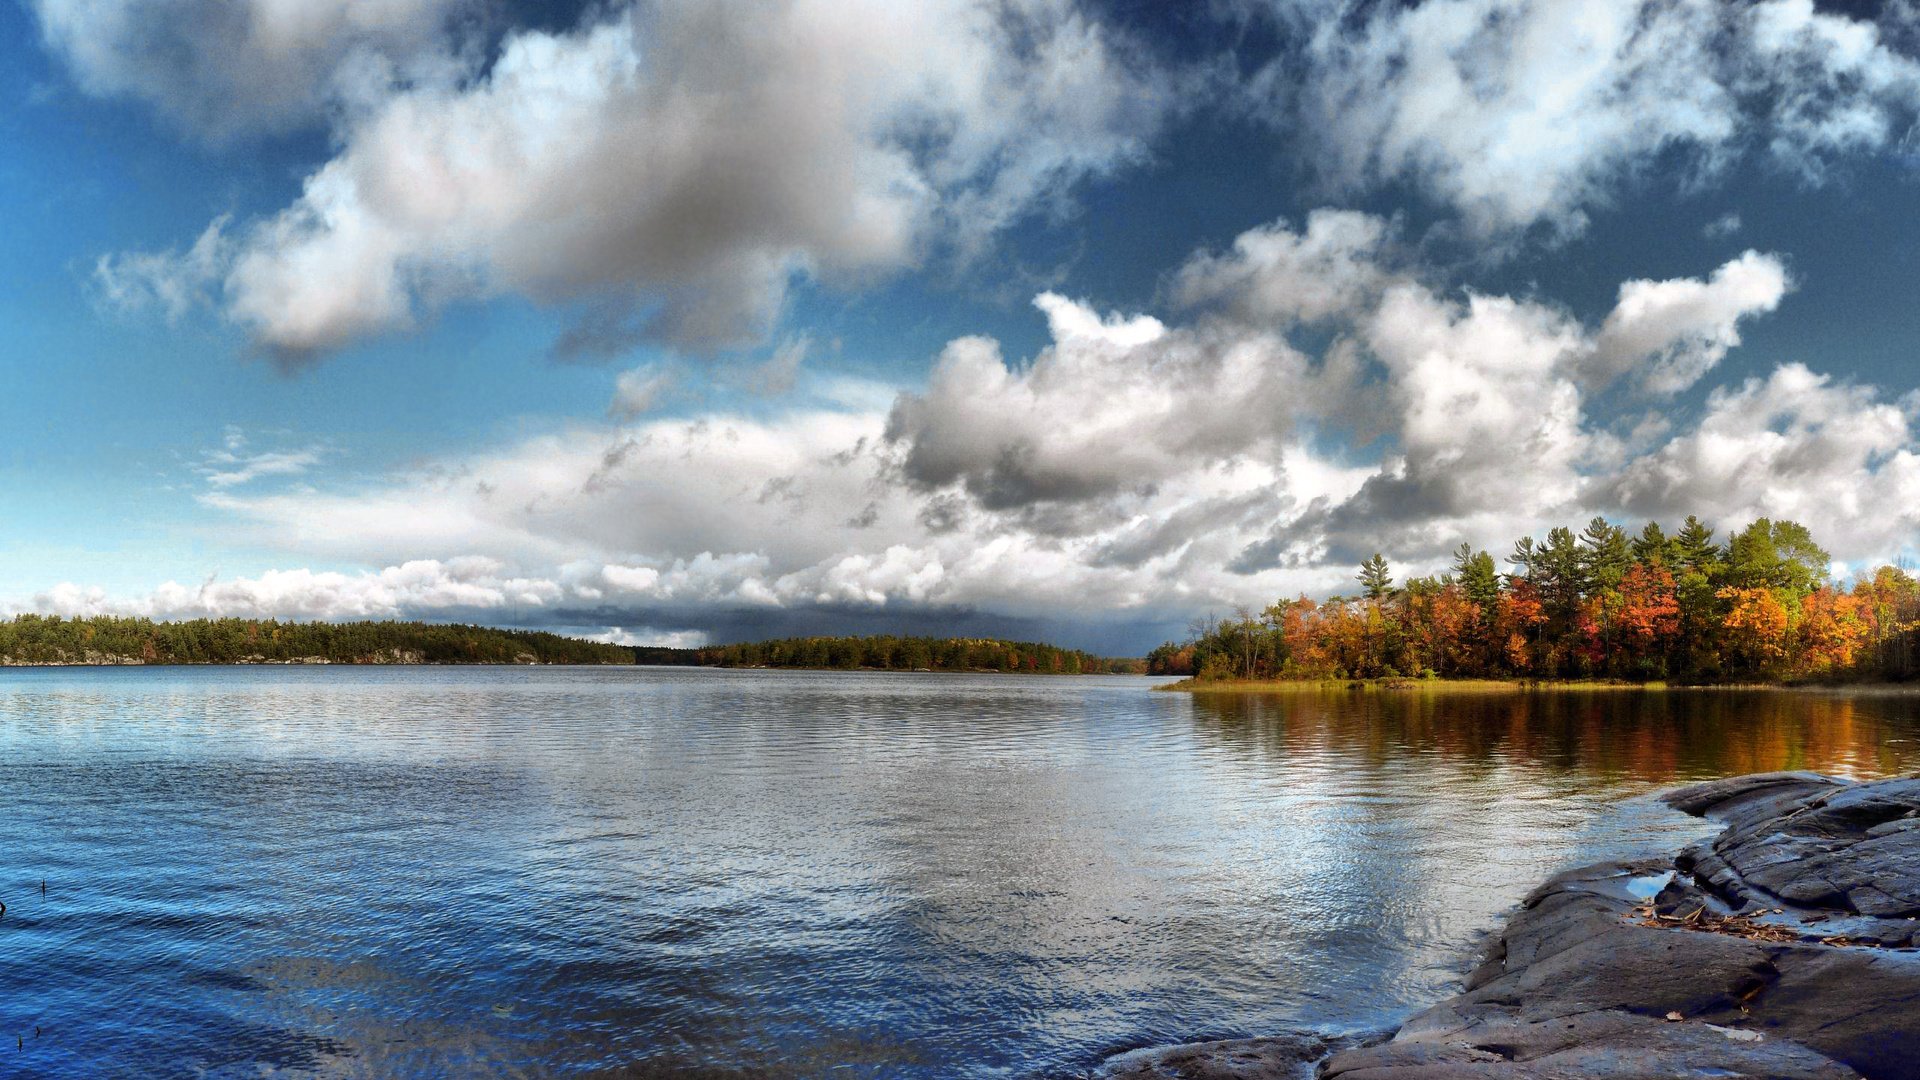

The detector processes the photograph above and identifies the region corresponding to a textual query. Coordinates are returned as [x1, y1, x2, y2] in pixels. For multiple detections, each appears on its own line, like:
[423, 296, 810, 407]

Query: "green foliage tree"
[1507, 535, 1538, 580]
[1675, 515, 1722, 572]
[1452, 543, 1502, 613]
[1579, 517, 1632, 591]
[1631, 521, 1676, 565]
[1534, 526, 1588, 624]
[1357, 553, 1394, 599]
[1725, 518, 1829, 596]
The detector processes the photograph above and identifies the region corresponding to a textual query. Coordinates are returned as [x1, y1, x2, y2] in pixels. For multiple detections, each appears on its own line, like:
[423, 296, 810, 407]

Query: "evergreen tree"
[1579, 516, 1633, 590]
[1536, 527, 1589, 620]
[1507, 536, 1538, 581]
[1452, 543, 1501, 612]
[1675, 515, 1721, 571]
[1631, 521, 1675, 565]
[1357, 553, 1394, 599]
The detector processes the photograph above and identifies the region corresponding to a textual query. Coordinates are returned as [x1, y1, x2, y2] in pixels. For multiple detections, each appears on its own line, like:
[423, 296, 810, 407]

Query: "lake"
[0, 668, 1914, 1078]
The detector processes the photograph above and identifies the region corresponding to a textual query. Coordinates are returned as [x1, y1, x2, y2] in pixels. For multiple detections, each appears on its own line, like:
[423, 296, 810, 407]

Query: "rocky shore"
[1098, 771, 1920, 1079]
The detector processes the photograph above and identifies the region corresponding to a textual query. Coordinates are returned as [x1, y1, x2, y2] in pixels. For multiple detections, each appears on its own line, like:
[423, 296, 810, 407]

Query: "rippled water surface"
[0, 668, 1916, 1078]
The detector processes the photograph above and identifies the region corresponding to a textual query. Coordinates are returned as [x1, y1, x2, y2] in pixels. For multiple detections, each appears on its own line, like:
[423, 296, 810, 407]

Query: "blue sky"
[3, 0, 1920, 653]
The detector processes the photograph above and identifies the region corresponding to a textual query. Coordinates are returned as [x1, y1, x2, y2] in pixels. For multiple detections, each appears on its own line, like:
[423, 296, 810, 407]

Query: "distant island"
[0, 617, 1144, 674]
[1152, 516, 1920, 689]
[633, 635, 1144, 675]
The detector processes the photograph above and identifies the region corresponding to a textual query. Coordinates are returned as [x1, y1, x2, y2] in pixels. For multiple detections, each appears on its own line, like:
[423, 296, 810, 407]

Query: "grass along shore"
[1156, 675, 1920, 693]
[1156, 676, 1667, 693]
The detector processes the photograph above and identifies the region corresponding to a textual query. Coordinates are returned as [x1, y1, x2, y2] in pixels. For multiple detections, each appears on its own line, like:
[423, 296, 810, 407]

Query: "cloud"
[1170, 208, 1396, 324]
[196, 429, 326, 488]
[93, 218, 232, 322]
[881, 214, 1794, 576]
[1748, 0, 1920, 177]
[16, 557, 564, 623]
[885, 291, 1322, 511]
[1231, 244, 1791, 568]
[102, 0, 1173, 362]
[203, 449, 324, 489]
[1703, 211, 1743, 239]
[1243, 282, 1594, 568]
[32, 213, 1920, 649]
[1587, 249, 1791, 394]
[128, 392, 1373, 644]
[609, 365, 677, 421]
[741, 337, 810, 398]
[1263, 0, 1920, 236]
[30, 0, 478, 140]
[589, 626, 708, 649]
[1609, 363, 1920, 556]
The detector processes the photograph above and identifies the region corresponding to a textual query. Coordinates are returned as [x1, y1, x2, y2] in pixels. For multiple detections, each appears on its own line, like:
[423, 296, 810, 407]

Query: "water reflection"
[1186, 687, 1920, 781]
[0, 670, 1911, 1079]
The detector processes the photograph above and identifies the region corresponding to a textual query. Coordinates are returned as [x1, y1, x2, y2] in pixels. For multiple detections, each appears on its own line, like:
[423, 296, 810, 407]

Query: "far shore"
[1158, 675, 1920, 694]
[0, 658, 1150, 674]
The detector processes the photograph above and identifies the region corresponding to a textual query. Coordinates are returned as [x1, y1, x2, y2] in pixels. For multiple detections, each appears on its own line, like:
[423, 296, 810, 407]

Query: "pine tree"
[1357, 553, 1394, 600]
[1675, 515, 1721, 571]
[1579, 516, 1633, 591]
[1536, 527, 1589, 619]
[1452, 542, 1501, 612]
[1508, 536, 1538, 580]
[1631, 521, 1675, 565]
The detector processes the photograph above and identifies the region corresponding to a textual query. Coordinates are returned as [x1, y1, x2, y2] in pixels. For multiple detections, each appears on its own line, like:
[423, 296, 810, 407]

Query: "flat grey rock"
[1097, 772, 1920, 1080]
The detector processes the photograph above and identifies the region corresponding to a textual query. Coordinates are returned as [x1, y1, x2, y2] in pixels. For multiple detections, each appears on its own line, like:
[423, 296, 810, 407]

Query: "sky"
[3, 0, 1920, 654]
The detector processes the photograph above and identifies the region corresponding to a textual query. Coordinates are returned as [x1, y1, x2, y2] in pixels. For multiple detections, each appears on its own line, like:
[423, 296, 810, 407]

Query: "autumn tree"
[1718, 586, 1791, 677]
[1616, 563, 1681, 675]
[1793, 587, 1869, 678]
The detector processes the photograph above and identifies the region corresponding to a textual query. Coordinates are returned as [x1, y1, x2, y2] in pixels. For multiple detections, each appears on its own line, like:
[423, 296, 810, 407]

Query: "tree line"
[637, 635, 1144, 674]
[0, 616, 632, 665]
[1148, 516, 1920, 684]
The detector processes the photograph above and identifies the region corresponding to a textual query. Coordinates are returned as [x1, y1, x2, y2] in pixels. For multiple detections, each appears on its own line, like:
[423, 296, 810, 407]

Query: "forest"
[1148, 516, 1920, 685]
[636, 635, 1143, 674]
[0, 616, 632, 665]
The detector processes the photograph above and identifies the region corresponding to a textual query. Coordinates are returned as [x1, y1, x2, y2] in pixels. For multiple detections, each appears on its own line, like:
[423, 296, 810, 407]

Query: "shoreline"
[0, 659, 1151, 674]
[1157, 675, 1920, 695]
[0, 657, 618, 668]
[1099, 771, 1920, 1079]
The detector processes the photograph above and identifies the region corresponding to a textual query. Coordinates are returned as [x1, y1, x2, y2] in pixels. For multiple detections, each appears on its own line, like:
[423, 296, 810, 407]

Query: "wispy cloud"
[197, 430, 326, 489]
[1703, 211, 1743, 239]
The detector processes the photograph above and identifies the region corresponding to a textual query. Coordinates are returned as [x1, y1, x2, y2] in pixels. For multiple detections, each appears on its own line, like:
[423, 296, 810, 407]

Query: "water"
[0, 669, 1914, 1078]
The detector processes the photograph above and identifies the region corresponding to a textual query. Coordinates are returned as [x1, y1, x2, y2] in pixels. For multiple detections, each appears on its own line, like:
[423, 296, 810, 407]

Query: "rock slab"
[1096, 771, 1920, 1080]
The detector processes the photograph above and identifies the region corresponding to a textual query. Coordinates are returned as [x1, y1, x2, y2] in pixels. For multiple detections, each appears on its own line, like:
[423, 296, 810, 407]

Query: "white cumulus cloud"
[29, 214, 1920, 645]
[98, 0, 1173, 362]
[1265, 0, 1920, 236]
